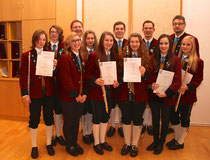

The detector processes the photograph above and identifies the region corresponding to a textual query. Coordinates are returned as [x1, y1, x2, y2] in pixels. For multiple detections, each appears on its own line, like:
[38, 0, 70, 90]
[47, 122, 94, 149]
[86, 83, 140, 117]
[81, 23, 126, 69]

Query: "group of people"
[19, 15, 203, 159]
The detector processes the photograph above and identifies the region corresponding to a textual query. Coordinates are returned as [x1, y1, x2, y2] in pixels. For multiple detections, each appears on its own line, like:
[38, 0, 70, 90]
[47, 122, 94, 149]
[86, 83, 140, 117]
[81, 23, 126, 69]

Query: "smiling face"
[36, 34, 46, 49]
[103, 35, 114, 52]
[70, 35, 81, 53]
[86, 33, 95, 49]
[159, 37, 169, 55]
[142, 22, 155, 40]
[181, 38, 192, 55]
[130, 37, 140, 52]
[113, 24, 126, 39]
[71, 22, 83, 36]
[49, 27, 59, 43]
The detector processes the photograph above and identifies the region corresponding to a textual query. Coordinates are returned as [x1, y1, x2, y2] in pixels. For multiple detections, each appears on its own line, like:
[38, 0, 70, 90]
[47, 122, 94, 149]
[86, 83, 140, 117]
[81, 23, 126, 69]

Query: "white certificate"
[35, 51, 55, 77]
[181, 69, 193, 84]
[154, 69, 175, 93]
[99, 61, 117, 85]
[123, 58, 141, 82]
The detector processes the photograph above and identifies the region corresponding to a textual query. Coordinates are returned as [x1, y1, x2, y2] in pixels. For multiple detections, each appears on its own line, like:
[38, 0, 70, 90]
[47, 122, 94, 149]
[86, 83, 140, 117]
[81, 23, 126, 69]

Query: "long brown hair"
[31, 29, 48, 50]
[154, 34, 174, 72]
[119, 33, 151, 72]
[82, 30, 98, 60]
[178, 35, 198, 72]
[64, 32, 82, 57]
[96, 31, 117, 64]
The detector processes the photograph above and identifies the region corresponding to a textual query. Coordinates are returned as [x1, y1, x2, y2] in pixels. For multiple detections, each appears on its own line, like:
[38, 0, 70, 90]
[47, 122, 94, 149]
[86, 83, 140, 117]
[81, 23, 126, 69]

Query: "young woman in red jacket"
[117, 33, 151, 157]
[85, 31, 119, 155]
[19, 30, 57, 158]
[146, 34, 181, 154]
[48, 25, 65, 147]
[57, 32, 87, 157]
[167, 36, 203, 150]
[80, 30, 98, 145]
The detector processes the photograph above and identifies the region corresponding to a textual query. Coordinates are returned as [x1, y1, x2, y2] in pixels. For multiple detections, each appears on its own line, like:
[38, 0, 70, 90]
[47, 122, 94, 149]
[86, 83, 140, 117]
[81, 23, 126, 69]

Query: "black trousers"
[60, 100, 84, 147]
[150, 102, 173, 144]
[119, 101, 146, 126]
[53, 92, 62, 114]
[91, 100, 109, 124]
[29, 96, 54, 129]
[82, 98, 93, 115]
[170, 103, 193, 127]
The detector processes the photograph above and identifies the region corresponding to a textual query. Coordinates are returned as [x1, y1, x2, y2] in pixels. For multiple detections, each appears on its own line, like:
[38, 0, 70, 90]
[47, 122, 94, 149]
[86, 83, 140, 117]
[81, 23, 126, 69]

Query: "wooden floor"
[0, 119, 210, 160]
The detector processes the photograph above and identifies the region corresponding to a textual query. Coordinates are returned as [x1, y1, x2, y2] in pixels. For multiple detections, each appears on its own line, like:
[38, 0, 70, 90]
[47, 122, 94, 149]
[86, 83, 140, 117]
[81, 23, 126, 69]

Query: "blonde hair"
[178, 35, 198, 72]
[64, 32, 82, 56]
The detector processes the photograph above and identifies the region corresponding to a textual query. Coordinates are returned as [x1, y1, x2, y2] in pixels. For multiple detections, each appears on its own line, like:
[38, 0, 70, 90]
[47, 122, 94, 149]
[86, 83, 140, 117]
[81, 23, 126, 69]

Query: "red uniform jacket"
[57, 53, 87, 102]
[19, 49, 56, 98]
[180, 57, 204, 104]
[170, 33, 200, 57]
[143, 38, 158, 55]
[149, 55, 182, 106]
[47, 41, 65, 60]
[85, 52, 116, 101]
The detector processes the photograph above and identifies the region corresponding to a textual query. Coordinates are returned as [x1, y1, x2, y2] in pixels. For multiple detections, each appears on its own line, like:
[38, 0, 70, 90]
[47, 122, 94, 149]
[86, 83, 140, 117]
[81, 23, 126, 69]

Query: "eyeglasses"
[71, 39, 81, 43]
[173, 23, 185, 26]
[50, 31, 58, 34]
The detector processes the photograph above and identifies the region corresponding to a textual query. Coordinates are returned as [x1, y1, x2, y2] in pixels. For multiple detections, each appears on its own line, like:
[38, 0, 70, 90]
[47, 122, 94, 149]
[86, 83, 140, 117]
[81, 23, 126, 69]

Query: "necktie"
[174, 37, 179, 44]
[133, 53, 137, 58]
[107, 53, 110, 61]
[53, 44, 56, 52]
[77, 55, 81, 67]
[161, 56, 166, 63]
[146, 41, 150, 50]
[89, 49, 93, 54]
[118, 40, 122, 48]
[181, 56, 188, 62]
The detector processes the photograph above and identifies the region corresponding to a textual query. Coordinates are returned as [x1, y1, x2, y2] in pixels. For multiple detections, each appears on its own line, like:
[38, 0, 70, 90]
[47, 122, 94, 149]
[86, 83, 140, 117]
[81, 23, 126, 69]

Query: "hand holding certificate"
[181, 69, 193, 84]
[99, 61, 117, 85]
[153, 69, 175, 93]
[35, 51, 55, 77]
[123, 58, 141, 82]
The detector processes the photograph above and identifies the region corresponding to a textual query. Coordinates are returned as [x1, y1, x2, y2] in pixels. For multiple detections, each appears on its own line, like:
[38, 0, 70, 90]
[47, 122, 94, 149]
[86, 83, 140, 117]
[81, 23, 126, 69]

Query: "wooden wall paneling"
[22, 19, 56, 52]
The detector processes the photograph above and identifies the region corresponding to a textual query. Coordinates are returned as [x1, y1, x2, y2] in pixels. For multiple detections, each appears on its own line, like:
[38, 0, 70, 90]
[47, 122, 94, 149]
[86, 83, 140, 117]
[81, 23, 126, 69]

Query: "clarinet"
[175, 62, 190, 112]
[125, 46, 133, 101]
[98, 60, 109, 113]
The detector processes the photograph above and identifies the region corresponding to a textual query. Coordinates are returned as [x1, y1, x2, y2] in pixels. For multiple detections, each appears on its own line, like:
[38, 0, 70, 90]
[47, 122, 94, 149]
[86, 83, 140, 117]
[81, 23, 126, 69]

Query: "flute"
[98, 59, 109, 113]
[175, 63, 190, 112]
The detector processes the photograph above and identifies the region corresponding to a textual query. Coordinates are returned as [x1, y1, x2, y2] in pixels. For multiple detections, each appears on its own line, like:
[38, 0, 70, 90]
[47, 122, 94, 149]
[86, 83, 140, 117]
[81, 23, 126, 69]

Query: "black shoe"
[166, 138, 176, 147]
[154, 143, 163, 154]
[75, 144, 84, 154]
[141, 125, 146, 135]
[168, 140, 184, 150]
[121, 144, 131, 155]
[56, 136, 66, 146]
[93, 144, 104, 155]
[101, 142, 113, 151]
[147, 141, 158, 151]
[46, 145, 55, 156]
[118, 127, 124, 137]
[83, 135, 91, 145]
[147, 125, 153, 135]
[167, 127, 174, 134]
[51, 137, 56, 146]
[89, 134, 94, 143]
[130, 145, 138, 157]
[31, 147, 38, 159]
[66, 146, 79, 156]
[107, 126, 116, 137]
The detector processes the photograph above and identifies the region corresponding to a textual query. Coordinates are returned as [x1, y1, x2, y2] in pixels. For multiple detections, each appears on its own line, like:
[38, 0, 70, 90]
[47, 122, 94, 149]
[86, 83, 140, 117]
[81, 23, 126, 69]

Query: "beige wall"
[83, 0, 180, 40]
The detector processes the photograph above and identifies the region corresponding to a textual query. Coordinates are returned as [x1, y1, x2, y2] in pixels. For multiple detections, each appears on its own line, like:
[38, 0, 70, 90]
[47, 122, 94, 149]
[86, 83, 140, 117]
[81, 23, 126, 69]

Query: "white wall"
[183, 0, 210, 126]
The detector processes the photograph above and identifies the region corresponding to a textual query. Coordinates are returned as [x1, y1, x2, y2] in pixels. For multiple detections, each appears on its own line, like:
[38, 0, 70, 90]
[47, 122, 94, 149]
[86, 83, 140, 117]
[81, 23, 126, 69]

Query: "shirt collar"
[175, 31, 185, 39]
[35, 48, 43, 54]
[115, 38, 124, 42]
[144, 37, 154, 43]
